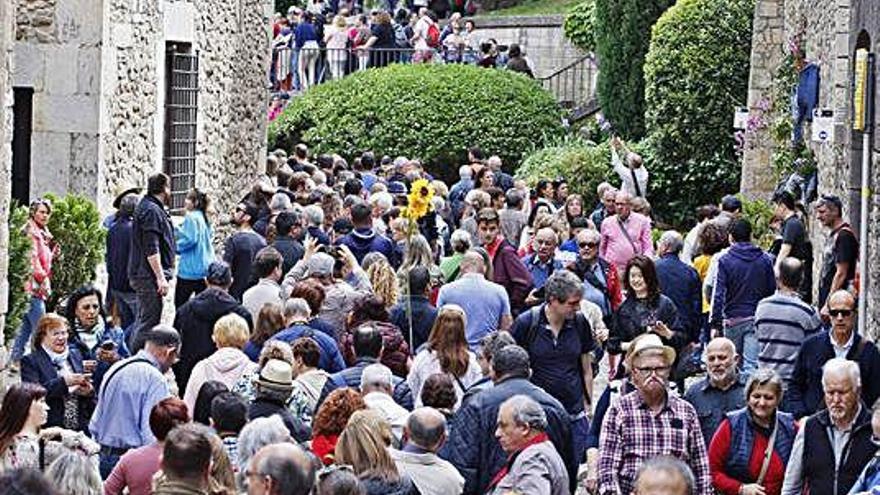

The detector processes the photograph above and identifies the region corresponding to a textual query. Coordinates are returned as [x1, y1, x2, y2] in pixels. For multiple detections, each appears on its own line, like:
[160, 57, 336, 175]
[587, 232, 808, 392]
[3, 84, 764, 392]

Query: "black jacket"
[272, 235, 304, 275]
[609, 295, 686, 354]
[21, 346, 93, 431]
[249, 397, 310, 443]
[789, 330, 880, 418]
[128, 195, 176, 281]
[318, 357, 414, 411]
[439, 376, 577, 495]
[172, 288, 253, 392]
[802, 405, 875, 495]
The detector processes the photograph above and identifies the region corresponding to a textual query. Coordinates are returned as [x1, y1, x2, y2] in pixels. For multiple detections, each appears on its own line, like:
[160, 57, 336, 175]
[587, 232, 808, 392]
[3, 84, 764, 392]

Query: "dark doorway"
[11, 87, 33, 206]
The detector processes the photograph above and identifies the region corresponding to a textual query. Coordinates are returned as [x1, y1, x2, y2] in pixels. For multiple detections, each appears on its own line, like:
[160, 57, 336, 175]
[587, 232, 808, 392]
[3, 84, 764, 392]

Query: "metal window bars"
[163, 47, 199, 211]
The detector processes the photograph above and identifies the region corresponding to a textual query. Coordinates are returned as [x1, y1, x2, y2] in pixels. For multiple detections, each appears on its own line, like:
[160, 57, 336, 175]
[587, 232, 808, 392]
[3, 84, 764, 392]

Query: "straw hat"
[112, 184, 142, 209]
[253, 359, 294, 391]
[625, 333, 676, 367]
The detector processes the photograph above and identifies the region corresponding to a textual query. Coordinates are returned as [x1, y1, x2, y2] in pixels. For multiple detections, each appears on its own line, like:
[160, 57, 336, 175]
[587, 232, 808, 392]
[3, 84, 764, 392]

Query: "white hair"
[270, 193, 292, 213]
[369, 192, 393, 213]
[312, 170, 327, 186]
[459, 165, 472, 179]
[303, 204, 324, 227]
[658, 230, 684, 254]
[822, 357, 862, 390]
[450, 229, 472, 253]
[361, 363, 393, 392]
[45, 452, 102, 495]
[237, 415, 291, 487]
[501, 395, 547, 432]
[283, 297, 311, 319]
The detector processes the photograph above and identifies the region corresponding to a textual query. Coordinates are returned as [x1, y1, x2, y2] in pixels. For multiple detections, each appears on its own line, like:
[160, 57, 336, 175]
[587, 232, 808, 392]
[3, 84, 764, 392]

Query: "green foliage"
[641, 0, 755, 227]
[274, 0, 302, 15]
[737, 194, 775, 250]
[6, 205, 33, 343]
[44, 194, 106, 311]
[269, 64, 565, 182]
[516, 137, 616, 207]
[563, 0, 596, 52]
[593, 0, 672, 139]
[487, 0, 579, 16]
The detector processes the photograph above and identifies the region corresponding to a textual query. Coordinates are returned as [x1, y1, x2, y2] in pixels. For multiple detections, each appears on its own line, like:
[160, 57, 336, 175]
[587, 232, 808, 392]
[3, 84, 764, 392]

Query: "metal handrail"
[537, 54, 595, 82]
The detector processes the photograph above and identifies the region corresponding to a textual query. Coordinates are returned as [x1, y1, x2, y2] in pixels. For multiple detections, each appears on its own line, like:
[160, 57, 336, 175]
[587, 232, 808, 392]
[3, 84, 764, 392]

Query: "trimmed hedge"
[563, 0, 596, 52]
[6, 205, 32, 342]
[642, 0, 755, 226]
[516, 137, 616, 207]
[593, 0, 672, 139]
[269, 64, 565, 181]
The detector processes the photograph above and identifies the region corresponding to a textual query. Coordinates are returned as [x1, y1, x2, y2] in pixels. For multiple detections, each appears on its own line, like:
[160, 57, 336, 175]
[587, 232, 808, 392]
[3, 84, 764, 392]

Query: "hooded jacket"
[336, 227, 395, 264]
[183, 347, 258, 412]
[710, 243, 775, 329]
[173, 288, 253, 393]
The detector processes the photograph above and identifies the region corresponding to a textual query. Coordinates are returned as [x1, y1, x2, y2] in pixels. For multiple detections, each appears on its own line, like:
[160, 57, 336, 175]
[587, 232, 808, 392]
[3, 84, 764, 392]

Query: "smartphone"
[100, 341, 116, 351]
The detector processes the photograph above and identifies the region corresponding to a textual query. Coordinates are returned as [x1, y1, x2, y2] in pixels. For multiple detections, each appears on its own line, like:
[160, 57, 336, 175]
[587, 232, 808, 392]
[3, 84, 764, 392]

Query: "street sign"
[812, 108, 835, 143]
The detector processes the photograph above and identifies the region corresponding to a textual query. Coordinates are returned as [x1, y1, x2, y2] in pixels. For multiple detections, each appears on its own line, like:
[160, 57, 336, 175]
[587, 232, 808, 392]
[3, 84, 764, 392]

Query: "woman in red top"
[708, 369, 797, 495]
[311, 388, 366, 465]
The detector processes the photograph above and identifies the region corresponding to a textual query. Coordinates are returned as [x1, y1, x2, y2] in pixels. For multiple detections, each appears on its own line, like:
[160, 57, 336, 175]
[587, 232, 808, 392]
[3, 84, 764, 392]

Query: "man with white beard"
[683, 338, 746, 445]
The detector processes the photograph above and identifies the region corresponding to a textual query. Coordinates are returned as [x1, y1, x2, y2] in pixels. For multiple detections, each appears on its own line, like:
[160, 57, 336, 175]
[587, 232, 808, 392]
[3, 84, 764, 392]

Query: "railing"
[538, 54, 597, 112]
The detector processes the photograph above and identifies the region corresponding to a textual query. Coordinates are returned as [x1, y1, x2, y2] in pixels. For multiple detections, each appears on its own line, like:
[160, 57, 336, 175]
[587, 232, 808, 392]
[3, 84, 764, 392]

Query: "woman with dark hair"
[363, 11, 397, 68]
[609, 255, 685, 367]
[311, 388, 367, 465]
[65, 285, 129, 388]
[420, 373, 457, 419]
[559, 194, 584, 227]
[10, 197, 57, 366]
[341, 296, 411, 377]
[475, 167, 495, 191]
[175, 188, 214, 308]
[104, 397, 190, 495]
[244, 302, 286, 361]
[289, 279, 336, 339]
[316, 466, 366, 495]
[192, 381, 229, 426]
[0, 382, 97, 471]
[408, 305, 481, 409]
[21, 313, 94, 431]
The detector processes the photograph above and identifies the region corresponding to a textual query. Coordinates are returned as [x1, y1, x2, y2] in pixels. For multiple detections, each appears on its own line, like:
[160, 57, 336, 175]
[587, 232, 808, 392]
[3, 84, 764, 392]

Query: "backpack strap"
[523, 305, 543, 349]
[100, 358, 153, 401]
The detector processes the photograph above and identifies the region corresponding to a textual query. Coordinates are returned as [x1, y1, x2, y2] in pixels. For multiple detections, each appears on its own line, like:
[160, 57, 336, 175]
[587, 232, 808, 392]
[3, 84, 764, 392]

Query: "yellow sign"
[854, 48, 868, 131]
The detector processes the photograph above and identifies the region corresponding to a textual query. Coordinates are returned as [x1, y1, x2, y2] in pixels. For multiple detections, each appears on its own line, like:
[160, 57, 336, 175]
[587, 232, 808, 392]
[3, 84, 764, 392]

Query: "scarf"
[487, 432, 550, 491]
[75, 318, 105, 352]
[42, 345, 69, 370]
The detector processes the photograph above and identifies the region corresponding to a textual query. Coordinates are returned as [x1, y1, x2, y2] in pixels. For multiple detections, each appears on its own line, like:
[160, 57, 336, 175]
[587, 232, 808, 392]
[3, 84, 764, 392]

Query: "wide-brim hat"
[112, 185, 142, 209]
[625, 333, 676, 367]
[253, 359, 294, 390]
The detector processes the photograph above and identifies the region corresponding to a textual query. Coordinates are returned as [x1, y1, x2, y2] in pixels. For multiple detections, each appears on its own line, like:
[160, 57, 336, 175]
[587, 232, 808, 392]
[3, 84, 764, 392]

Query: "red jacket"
[708, 417, 792, 495]
[488, 238, 534, 315]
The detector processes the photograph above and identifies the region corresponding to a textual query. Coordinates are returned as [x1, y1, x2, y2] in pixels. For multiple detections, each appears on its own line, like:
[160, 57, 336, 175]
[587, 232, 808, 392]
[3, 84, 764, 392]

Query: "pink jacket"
[25, 220, 54, 300]
[183, 347, 258, 413]
[600, 212, 654, 275]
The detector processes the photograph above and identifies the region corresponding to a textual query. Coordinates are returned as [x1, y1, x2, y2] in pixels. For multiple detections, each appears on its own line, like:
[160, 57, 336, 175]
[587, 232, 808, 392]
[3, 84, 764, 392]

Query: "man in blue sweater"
[709, 219, 775, 374]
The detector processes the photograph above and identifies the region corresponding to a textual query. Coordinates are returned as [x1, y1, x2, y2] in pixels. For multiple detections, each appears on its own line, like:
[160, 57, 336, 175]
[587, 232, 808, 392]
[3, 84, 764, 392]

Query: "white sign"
[812, 108, 835, 143]
[733, 107, 749, 130]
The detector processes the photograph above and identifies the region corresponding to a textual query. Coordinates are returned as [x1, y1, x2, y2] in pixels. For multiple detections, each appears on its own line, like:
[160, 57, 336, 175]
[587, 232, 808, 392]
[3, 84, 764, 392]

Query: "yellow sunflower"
[405, 179, 434, 220]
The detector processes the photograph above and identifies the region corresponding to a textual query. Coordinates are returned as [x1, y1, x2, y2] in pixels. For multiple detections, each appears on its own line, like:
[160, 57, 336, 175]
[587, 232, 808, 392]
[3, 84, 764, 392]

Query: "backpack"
[426, 23, 441, 48]
[394, 23, 410, 48]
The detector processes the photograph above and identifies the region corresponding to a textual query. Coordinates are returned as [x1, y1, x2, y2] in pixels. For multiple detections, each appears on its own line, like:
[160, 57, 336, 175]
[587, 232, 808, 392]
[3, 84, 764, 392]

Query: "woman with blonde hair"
[407, 305, 482, 408]
[325, 15, 349, 79]
[183, 313, 258, 412]
[366, 255, 399, 309]
[396, 234, 443, 296]
[335, 410, 417, 495]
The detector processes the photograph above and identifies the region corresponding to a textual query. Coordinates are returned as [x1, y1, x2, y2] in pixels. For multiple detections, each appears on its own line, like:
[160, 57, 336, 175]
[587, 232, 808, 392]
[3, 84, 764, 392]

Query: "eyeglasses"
[578, 241, 599, 248]
[829, 309, 854, 318]
[634, 365, 671, 376]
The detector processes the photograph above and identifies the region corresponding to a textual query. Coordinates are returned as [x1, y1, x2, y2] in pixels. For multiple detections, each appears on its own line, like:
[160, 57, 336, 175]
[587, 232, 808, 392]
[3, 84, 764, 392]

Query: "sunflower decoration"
[403, 179, 434, 222]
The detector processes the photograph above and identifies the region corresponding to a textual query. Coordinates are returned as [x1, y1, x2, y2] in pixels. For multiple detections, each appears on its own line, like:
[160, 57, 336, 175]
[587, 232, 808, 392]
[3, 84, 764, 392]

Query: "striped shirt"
[754, 291, 822, 384]
[598, 389, 712, 495]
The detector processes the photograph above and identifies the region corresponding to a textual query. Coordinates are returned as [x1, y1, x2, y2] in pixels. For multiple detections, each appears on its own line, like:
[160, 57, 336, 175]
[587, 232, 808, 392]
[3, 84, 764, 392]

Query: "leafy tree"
[593, 0, 672, 139]
[563, 0, 597, 52]
[5, 204, 33, 342]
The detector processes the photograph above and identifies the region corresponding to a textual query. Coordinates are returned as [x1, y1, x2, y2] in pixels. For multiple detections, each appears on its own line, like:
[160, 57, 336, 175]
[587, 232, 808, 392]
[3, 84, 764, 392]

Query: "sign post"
[853, 48, 874, 334]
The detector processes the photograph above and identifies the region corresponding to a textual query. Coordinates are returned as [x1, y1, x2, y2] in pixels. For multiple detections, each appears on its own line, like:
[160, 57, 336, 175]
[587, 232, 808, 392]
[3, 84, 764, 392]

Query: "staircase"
[538, 54, 599, 122]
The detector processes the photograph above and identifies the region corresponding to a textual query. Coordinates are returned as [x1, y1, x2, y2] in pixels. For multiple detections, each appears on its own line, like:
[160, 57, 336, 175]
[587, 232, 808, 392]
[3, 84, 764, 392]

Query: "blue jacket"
[710, 243, 775, 329]
[176, 210, 214, 280]
[439, 376, 577, 495]
[724, 408, 796, 484]
[389, 295, 438, 353]
[104, 213, 134, 292]
[788, 330, 880, 418]
[270, 323, 346, 373]
[656, 254, 702, 341]
[21, 346, 93, 431]
[336, 227, 395, 265]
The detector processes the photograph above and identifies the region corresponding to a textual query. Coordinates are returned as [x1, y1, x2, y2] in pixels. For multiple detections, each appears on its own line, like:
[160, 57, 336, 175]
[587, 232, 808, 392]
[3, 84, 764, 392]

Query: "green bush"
[643, 0, 754, 170]
[564, 0, 597, 52]
[44, 194, 106, 311]
[593, 0, 672, 139]
[5, 205, 33, 343]
[737, 194, 775, 250]
[269, 64, 565, 182]
[516, 137, 616, 207]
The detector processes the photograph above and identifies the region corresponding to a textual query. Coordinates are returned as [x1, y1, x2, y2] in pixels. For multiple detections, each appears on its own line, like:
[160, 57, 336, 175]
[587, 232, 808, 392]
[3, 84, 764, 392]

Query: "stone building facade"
[12, 0, 272, 219]
[742, 0, 880, 335]
[0, 0, 15, 333]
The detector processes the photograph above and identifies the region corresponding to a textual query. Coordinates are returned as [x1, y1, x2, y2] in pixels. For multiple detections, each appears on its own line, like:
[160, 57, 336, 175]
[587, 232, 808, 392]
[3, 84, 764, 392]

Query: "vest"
[724, 408, 796, 483]
[802, 408, 876, 495]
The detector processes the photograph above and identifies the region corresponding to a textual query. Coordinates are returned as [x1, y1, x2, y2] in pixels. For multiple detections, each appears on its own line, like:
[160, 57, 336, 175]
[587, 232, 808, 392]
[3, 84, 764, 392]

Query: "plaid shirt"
[598, 389, 712, 495]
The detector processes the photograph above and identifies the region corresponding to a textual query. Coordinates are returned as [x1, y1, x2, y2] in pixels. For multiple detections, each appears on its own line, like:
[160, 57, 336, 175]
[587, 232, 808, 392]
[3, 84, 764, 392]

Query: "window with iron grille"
[163, 43, 199, 211]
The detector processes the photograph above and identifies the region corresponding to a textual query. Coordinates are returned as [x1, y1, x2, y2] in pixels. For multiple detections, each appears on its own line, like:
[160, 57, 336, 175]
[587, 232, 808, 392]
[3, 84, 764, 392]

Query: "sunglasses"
[578, 241, 599, 248]
[829, 309, 854, 318]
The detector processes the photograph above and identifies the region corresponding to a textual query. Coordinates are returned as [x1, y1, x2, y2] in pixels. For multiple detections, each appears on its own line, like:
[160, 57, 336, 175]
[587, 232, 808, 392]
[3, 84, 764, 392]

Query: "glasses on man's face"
[829, 308, 854, 318]
[578, 241, 599, 249]
[634, 365, 671, 377]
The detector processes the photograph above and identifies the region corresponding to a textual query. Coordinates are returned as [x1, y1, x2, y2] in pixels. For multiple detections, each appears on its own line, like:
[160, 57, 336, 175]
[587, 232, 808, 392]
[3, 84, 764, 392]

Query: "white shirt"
[831, 330, 855, 358]
[611, 148, 649, 197]
[364, 391, 410, 442]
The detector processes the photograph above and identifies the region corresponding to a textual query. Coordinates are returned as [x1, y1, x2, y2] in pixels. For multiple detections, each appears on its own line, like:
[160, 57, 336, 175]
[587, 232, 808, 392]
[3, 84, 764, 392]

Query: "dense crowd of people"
[0, 140, 873, 495]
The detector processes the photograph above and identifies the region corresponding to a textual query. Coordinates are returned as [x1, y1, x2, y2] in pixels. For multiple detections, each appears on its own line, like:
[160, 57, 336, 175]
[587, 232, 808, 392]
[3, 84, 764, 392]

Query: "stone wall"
[468, 15, 588, 78]
[0, 0, 16, 331]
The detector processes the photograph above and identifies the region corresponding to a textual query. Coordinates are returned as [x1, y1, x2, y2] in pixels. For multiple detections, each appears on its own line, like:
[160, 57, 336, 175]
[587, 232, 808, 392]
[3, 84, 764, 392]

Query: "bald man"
[247, 442, 315, 495]
[684, 338, 746, 445]
[437, 250, 513, 350]
[789, 290, 880, 419]
[391, 408, 464, 495]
